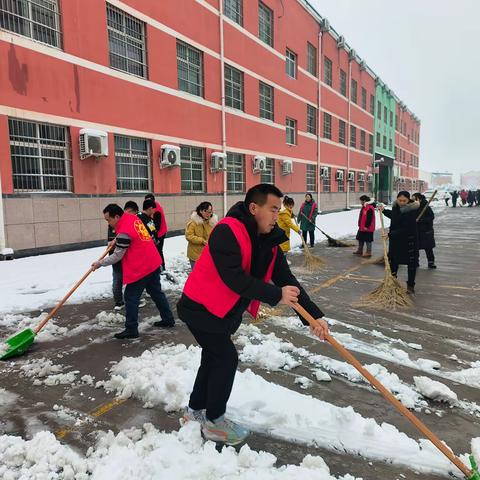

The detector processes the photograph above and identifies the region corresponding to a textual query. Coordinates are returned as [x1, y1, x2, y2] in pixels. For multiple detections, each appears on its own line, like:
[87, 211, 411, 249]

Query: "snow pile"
[0, 422, 360, 480]
[95, 310, 125, 326]
[443, 362, 480, 389]
[0, 312, 67, 340]
[472, 437, 480, 467]
[19, 358, 79, 386]
[99, 343, 466, 477]
[294, 376, 313, 389]
[314, 370, 332, 382]
[413, 377, 458, 404]
[0, 388, 18, 414]
[0, 341, 9, 356]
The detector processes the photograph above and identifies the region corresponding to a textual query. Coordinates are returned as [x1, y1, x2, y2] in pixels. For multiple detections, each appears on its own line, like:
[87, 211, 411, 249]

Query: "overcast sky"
[310, 0, 479, 176]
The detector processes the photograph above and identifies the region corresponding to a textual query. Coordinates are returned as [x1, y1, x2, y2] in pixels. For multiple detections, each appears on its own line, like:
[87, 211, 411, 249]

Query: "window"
[323, 112, 332, 139]
[307, 42, 317, 76]
[377, 101, 382, 120]
[349, 171, 356, 192]
[340, 69, 347, 96]
[224, 0, 243, 26]
[358, 173, 365, 191]
[258, 1, 273, 46]
[285, 48, 297, 78]
[107, 4, 147, 78]
[259, 82, 274, 120]
[307, 105, 317, 135]
[383, 135, 387, 149]
[306, 164, 316, 191]
[361, 87, 367, 110]
[177, 41, 203, 97]
[180, 145, 205, 193]
[323, 56, 332, 86]
[286, 118, 297, 145]
[376, 132, 381, 147]
[9, 118, 72, 192]
[368, 134, 373, 153]
[225, 64, 244, 110]
[115, 135, 150, 192]
[395, 146, 397, 159]
[389, 138, 393, 152]
[337, 170, 345, 192]
[226, 152, 245, 192]
[350, 125, 356, 148]
[390, 111, 393, 127]
[360, 130, 366, 151]
[396, 115, 399, 131]
[351, 79, 358, 103]
[370, 94, 375, 115]
[260, 158, 275, 184]
[322, 166, 330, 192]
[384, 106, 387, 123]
[339, 120, 346, 145]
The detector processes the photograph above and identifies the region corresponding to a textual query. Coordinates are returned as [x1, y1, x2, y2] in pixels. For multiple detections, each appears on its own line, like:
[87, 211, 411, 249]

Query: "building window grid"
[376, 132, 381, 147]
[258, 1, 273, 46]
[226, 152, 245, 192]
[377, 101, 382, 120]
[307, 42, 317, 76]
[361, 88, 367, 110]
[225, 64, 244, 110]
[259, 81, 274, 120]
[285, 48, 297, 78]
[180, 145, 205, 193]
[370, 94, 375, 115]
[9, 118, 72, 192]
[351, 79, 357, 103]
[322, 167, 331, 192]
[306, 164, 316, 191]
[260, 157, 275, 184]
[339, 120, 346, 145]
[323, 56, 332, 86]
[349, 171, 356, 192]
[176, 41, 204, 97]
[286, 117, 297, 145]
[307, 104, 317, 135]
[322, 112, 332, 139]
[107, 4, 147, 78]
[389, 137, 393, 152]
[384, 106, 388, 124]
[337, 170, 345, 192]
[115, 134, 151, 192]
[368, 134, 373, 154]
[340, 69, 347, 97]
[360, 130, 366, 151]
[383, 135, 387, 149]
[350, 125, 356, 148]
[224, 0, 243, 26]
[390, 111, 393, 127]
[358, 174, 365, 192]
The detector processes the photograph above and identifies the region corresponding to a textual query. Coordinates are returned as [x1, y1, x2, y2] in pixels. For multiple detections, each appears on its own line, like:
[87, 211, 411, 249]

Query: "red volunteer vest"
[155, 201, 168, 237]
[358, 204, 376, 233]
[115, 213, 162, 285]
[183, 217, 278, 319]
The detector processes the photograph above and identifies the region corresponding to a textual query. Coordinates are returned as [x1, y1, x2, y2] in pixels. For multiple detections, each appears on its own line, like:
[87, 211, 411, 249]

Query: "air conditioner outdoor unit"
[79, 129, 108, 159]
[210, 152, 227, 172]
[360, 60, 366, 71]
[336, 35, 345, 49]
[348, 171, 355, 182]
[282, 160, 293, 175]
[321, 18, 330, 32]
[349, 49, 357, 62]
[320, 166, 329, 178]
[160, 144, 181, 168]
[253, 156, 267, 173]
[336, 170, 344, 181]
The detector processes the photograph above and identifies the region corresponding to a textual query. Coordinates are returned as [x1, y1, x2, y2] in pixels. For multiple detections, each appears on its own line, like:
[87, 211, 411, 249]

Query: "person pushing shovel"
[177, 183, 329, 445]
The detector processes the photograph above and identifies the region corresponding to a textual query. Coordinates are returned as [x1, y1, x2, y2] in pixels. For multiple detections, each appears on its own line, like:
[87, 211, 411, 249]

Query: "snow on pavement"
[98, 343, 469, 477]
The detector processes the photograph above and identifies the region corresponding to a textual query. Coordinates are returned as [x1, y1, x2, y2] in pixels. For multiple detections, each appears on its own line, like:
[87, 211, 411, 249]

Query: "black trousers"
[302, 230, 315, 247]
[157, 235, 166, 271]
[424, 248, 435, 264]
[390, 261, 417, 287]
[188, 326, 238, 422]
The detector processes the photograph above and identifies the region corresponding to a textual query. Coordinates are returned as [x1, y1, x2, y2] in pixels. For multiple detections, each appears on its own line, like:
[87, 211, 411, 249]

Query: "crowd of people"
[446, 189, 480, 207]
[93, 183, 444, 444]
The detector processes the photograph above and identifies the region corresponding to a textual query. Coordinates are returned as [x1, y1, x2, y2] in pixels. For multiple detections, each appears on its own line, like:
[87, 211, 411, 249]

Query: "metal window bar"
[286, 118, 296, 145]
[225, 65, 244, 110]
[115, 135, 151, 192]
[360, 130, 366, 151]
[9, 118, 72, 192]
[180, 145, 205, 193]
[224, 0, 242, 26]
[286, 49, 296, 78]
[258, 1, 273, 46]
[307, 105, 317, 134]
[177, 41, 203, 97]
[226, 152, 245, 193]
[350, 126, 356, 148]
[107, 3, 147, 78]
[323, 57, 332, 86]
[322, 168, 330, 193]
[306, 164, 316, 191]
[323, 112, 331, 139]
[339, 120, 346, 145]
[260, 157, 274, 184]
[259, 82, 273, 120]
[307, 42, 317, 76]
[0, 0, 62, 48]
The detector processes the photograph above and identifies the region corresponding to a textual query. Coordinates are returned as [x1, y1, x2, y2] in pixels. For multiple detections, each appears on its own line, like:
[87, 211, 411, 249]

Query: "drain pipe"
[0, 166, 13, 260]
[346, 52, 353, 210]
[219, 1, 228, 216]
[316, 28, 323, 210]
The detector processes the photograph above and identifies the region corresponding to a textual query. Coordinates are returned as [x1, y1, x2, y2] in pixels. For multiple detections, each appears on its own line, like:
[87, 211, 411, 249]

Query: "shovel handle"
[34, 246, 112, 334]
[291, 302, 472, 478]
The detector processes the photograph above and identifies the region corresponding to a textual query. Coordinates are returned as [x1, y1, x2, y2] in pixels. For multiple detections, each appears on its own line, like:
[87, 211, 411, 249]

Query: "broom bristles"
[301, 238, 326, 271]
[363, 255, 385, 265]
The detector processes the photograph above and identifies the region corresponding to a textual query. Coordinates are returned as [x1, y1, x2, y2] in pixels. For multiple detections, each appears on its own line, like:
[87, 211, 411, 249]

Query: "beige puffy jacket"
[185, 212, 218, 261]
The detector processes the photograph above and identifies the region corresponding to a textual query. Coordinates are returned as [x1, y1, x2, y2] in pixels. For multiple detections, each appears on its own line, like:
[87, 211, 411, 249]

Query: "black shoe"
[153, 320, 175, 328]
[114, 302, 125, 311]
[406, 285, 415, 294]
[114, 329, 139, 339]
[428, 263, 437, 269]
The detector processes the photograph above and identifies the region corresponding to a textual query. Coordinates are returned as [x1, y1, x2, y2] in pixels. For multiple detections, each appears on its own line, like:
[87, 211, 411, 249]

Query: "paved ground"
[1, 205, 479, 479]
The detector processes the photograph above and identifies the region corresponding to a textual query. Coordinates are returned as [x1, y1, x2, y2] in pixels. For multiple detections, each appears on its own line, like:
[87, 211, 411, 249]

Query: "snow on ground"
[0, 422, 360, 480]
[98, 343, 468, 477]
[19, 357, 79, 386]
[413, 377, 458, 404]
[0, 387, 18, 414]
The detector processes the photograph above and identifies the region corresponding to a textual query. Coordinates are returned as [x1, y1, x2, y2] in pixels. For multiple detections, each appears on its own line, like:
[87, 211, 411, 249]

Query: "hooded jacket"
[185, 212, 219, 261]
[277, 207, 301, 252]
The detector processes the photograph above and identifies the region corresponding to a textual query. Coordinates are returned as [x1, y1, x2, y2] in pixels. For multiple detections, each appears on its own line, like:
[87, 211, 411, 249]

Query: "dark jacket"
[382, 201, 419, 266]
[416, 200, 435, 250]
[356, 202, 376, 243]
[177, 201, 324, 334]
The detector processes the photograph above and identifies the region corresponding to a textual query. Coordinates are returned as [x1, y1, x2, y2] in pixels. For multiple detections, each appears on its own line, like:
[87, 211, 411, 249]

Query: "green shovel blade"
[0, 328, 36, 360]
[469, 455, 480, 480]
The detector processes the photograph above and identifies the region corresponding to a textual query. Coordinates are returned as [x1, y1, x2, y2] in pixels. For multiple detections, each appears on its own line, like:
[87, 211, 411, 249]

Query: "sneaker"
[114, 329, 139, 339]
[180, 407, 206, 426]
[202, 415, 249, 445]
[428, 263, 437, 269]
[406, 285, 415, 295]
[139, 298, 147, 308]
[352, 250, 363, 255]
[153, 320, 175, 328]
[114, 302, 124, 311]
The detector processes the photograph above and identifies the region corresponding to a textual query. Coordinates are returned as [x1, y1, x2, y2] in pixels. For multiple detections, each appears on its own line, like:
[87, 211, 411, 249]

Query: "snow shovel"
[299, 213, 355, 247]
[0, 246, 111, 361]
[291, 302, 480, 480]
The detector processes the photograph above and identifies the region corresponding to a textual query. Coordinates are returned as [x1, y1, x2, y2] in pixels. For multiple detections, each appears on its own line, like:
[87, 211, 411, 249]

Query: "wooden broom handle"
[291, 302, 472, 478]
[300, 212, 329, 238]
[416, 189, 438, 223]
[34, 246, 112, 334]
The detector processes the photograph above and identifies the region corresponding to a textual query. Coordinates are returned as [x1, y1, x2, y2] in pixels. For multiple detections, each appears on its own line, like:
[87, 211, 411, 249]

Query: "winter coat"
[277, 207, 301, 252]
[467, 191, 475, 203]
[185, 212, 218, 262]
[356, 202, 376, 243]
[382, 201, 420, 266]
[416, 200, 436, 250]
[298, 200, 318, 231]
[460, 190, 468, 201]
[177, 201, 324, 334]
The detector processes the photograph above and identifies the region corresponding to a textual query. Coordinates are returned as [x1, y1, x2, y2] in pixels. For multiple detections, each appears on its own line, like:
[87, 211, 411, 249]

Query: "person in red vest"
[354, 195, 376, 258]
[92, 204, 175, 339]
[177, 184, 329, 445]
[145, 194, 167, 271]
